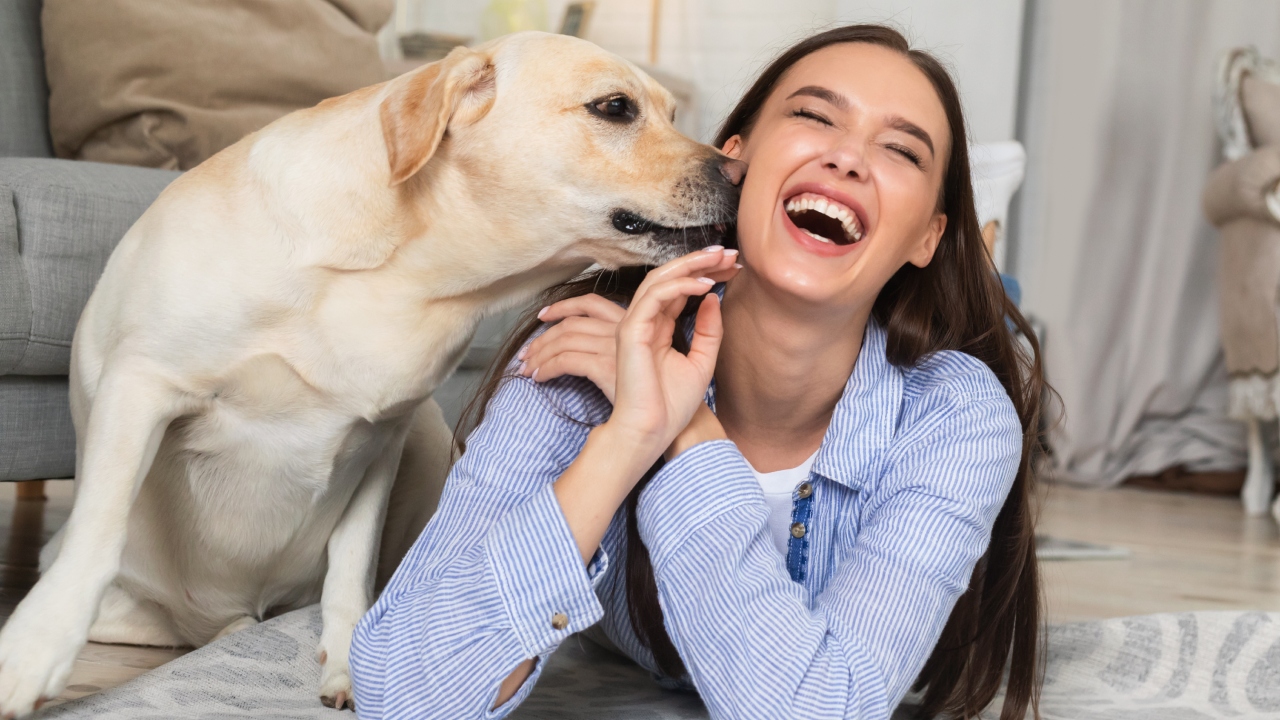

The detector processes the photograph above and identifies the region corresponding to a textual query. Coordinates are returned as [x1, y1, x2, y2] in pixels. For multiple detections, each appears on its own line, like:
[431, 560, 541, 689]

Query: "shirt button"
[551, 612, 569, 630]
[790, 522, 807, 539]
[796, 482, 813, 499]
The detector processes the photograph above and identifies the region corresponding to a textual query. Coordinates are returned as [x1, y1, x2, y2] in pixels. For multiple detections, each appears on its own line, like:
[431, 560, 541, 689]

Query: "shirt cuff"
[636, 439, 763, 571]
[484, 483, 605, 658]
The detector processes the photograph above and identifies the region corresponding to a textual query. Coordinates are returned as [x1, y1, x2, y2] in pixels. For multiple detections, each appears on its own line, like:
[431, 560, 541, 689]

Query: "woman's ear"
[721, 135, 744, 159]
[907, 212, 947, 268]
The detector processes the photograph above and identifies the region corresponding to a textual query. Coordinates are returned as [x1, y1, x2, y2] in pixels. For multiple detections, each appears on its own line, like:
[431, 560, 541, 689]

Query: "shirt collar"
[810, 318, 902, 491]
[703, 305, 903, 492]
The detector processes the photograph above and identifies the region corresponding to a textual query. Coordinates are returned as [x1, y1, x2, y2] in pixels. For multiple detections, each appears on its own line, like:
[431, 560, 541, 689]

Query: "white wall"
[836, 0, 1026, 144]
[389, 0, 1024, 144]
[605, 0, 838, 142]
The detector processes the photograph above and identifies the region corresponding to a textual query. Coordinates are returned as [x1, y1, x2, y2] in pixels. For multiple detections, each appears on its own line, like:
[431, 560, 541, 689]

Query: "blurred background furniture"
[971, 140, 1026, 275]
[971, 140, 1027, 310]
[1012, 3, 1280, 491]
[0, 0, 181, 491]
[1205, 47, 1280, 518]
[41, 0, 393, 171]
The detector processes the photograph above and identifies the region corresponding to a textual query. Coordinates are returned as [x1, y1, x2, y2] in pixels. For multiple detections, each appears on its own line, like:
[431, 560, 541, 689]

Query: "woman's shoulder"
[899, 348, 1012, 408]
[892, 349, 1020, 448]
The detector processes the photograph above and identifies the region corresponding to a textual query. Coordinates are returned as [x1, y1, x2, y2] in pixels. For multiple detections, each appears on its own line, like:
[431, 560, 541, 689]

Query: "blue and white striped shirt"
[349, 318, 1022, 719]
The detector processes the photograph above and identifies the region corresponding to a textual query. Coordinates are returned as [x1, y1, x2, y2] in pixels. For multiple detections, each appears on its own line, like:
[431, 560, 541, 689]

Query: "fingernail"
[702, 245, 724, 253]
[517, 345, 527, 360]
[733, 262, 743, 269]
[537, 306, 549, 319]
[723, 248, 739, 257]
[697, 277, 715, 285]
[518, 360, 527, 374]
[531, 367, 540, 381]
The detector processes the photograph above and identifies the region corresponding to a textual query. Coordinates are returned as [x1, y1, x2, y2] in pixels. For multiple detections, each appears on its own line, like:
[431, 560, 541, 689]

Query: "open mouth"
[784, 192, 863, 245]
[611, 209, 732, 248]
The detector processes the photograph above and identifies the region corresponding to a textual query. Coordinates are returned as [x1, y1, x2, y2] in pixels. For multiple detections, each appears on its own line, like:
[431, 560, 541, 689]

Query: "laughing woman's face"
[724, 42, 951, 310]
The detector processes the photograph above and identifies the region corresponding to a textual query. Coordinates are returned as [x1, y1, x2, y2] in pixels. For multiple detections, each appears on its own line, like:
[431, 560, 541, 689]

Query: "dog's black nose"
[717, 158, 747, 186]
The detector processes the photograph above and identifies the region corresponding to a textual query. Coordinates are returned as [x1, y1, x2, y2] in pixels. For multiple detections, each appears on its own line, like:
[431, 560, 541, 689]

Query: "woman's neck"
[715, 271, 870, 473]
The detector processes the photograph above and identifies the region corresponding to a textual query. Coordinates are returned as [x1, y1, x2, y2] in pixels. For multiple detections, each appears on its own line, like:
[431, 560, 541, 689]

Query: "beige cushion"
[1243, 73, 1280, 148]
[42, 0, 393, 171]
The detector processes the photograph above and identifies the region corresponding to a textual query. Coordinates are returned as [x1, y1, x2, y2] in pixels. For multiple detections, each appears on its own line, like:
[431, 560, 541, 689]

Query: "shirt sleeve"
[349, 372, 609, 720]
[635, 391, 1021, 720]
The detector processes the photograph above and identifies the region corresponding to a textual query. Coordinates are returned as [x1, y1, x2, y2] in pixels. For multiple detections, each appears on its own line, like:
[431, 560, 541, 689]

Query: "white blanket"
[34, 607, 1280, 719]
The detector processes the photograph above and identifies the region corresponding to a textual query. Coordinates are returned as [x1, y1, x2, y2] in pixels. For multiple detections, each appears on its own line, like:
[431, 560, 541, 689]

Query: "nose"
[717, 158, 748, 186]
[821, 141, 867, 180]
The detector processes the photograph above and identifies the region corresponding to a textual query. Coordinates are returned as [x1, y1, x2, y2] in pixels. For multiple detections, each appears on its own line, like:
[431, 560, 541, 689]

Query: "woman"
[350, 24, 1044, 720]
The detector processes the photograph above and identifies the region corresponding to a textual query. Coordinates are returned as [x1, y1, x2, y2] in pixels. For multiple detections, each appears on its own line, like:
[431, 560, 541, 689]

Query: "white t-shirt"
[748, 451, 818, 557]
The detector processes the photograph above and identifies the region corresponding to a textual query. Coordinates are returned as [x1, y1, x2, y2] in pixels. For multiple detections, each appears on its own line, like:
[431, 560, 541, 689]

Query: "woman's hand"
[518, 294, 626, 402]
[606, 247, 739, 457]
[520, 247, 739, 406]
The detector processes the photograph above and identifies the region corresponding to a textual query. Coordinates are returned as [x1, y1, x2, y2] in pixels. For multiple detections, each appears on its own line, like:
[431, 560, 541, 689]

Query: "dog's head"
[379, 32, 743, 272]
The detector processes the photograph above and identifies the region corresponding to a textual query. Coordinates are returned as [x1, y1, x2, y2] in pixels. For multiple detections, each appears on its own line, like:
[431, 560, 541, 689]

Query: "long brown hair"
[458, 24, 1045, 720]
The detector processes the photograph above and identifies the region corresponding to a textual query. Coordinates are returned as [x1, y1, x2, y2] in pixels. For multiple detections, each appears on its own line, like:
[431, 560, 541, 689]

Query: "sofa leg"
[7, 481, 47, 586]
[15, 480, 46, 502]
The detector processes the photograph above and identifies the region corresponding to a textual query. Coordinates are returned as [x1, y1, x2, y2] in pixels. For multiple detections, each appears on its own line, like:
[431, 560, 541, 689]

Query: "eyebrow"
[886, 115, 935, 157]
[787, 85, 848, 110]
[786, 85, 936, 158]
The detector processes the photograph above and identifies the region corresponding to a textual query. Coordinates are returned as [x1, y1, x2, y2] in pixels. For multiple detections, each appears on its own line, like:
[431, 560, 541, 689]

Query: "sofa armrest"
[0, 157, 181, 376]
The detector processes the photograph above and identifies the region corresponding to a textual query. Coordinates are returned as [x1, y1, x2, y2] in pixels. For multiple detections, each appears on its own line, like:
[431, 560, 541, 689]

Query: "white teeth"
[786, 192, 864, 242]
[802, 228, 832, 244]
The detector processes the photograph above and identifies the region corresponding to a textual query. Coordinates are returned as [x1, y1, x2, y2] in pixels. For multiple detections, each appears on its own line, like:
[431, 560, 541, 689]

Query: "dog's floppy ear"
[380, 47, 496, 186]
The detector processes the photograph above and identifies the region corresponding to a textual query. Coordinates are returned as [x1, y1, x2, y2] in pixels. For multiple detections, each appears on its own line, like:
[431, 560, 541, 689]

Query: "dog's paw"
[316, 618, 359, 712]
[318, 664, 355, 711]
[0, 608, 82, 718]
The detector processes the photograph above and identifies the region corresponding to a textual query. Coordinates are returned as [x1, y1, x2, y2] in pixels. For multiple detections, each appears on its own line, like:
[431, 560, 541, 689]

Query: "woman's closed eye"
[886, 143, 924, 168]
[790, 108, 833, 126]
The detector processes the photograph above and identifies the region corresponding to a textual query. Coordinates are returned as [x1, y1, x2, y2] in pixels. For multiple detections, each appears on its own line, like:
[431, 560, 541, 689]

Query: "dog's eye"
[588, 95, 638, 123]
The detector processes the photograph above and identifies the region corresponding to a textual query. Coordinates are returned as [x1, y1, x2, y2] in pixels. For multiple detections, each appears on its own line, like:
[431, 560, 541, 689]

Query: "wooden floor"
[0, 481, 188, 707]
[2, 479, 1279, 706]
[1037, 481, 1280, 622]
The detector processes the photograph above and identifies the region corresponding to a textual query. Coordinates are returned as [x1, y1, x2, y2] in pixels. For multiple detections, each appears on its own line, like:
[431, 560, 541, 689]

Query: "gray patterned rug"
[34, 607, 1280, 719]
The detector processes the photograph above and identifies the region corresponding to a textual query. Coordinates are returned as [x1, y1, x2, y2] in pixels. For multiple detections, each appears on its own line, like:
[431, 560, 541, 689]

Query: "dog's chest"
[167, 353, 408, 561]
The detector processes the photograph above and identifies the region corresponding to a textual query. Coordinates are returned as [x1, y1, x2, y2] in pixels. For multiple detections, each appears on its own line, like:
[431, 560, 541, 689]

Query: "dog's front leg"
[0, 369, 182, 717]
[316, 428, 407, 711]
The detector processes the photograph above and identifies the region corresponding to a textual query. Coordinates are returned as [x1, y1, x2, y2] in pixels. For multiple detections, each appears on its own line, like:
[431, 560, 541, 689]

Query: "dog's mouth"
[611, 209, 732, 248]
[783, 192, 863, 246]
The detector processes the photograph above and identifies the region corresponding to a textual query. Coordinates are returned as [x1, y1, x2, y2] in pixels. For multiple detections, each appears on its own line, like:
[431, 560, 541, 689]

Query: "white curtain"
[1012, 0, 1280, 486]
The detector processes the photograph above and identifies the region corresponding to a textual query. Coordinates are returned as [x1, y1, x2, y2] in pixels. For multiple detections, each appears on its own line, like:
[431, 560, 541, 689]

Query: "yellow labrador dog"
[0, 32, 741, 716]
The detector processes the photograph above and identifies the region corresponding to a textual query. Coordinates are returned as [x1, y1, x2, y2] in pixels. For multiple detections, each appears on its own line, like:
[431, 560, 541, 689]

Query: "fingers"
[703, 263, 743, 285]
[525, 351, 617, 402]
[619, 276, 718, 344]
[519, 325, 614, 377]
[631, 246, 738, 310]
[536, 294, 626, 325]
[521, 315, 615, 366]
[686, 292, 724, 381]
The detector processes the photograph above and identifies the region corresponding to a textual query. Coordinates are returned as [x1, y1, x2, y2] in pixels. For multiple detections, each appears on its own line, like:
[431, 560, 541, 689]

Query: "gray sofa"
[0, 0, 181, 482]
[0, 0, 503, 483]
